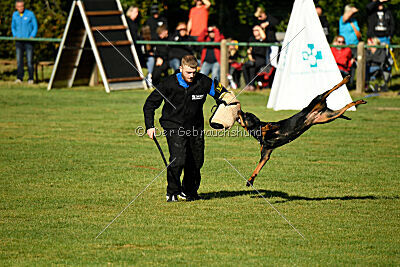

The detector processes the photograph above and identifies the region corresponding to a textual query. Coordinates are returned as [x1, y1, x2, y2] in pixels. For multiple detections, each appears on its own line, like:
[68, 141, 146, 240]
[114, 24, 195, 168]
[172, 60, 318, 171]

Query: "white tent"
[267, 0, 355, 111]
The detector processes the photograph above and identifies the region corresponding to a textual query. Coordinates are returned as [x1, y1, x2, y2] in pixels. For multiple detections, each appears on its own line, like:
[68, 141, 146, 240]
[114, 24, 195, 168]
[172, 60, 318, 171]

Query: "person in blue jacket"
[11, 0, 38, 84]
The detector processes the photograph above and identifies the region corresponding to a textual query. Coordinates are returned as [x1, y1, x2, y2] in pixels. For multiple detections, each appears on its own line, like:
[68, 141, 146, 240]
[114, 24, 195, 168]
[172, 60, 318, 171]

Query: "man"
[242, 25, 267, 91]
[366, 0, 394, 45]
[152, 25, 170, 86]
[339, 5, 361, 48]
[187, 0, 211, 40]
[253, 6, 278, 67]
[145, 4, 168, 40]
[316, 5, 329, 41]
[253, 6, 278, 43]
[11, 0, 38, 84]
[198, 25, 224, 81]
[168, 22, 195, 71]
[143, 55, 228, 202]
[126, 5, 140, 41]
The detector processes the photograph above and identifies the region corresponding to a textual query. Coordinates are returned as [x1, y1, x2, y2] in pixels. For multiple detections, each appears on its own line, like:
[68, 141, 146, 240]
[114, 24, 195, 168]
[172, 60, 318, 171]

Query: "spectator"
[11, 0, 37, 84]
[227, 40, 242, 89]
[152, 25, 170, 86]
[145, 4, 168, 40]
[366, 0, 394, 45]
[126, 5, 140, 41]
[331, 35, 353, 78]
[168, 22, 195, 71]
[316, 5, 329, 41]
[339, 4, 362, 49]
[198, 25, 224, 81]
[254, 6, 278, 66]
[254, 6, 278, 43]
[366, 37, 387, 90]
[187, 0, 211, 40]
[140, 25, 155, 86]
[242, 25, 267, 91]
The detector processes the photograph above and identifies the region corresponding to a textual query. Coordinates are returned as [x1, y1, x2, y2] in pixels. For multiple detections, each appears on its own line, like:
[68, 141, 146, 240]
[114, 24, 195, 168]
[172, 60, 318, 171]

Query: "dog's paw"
[246, 179, 254, 187]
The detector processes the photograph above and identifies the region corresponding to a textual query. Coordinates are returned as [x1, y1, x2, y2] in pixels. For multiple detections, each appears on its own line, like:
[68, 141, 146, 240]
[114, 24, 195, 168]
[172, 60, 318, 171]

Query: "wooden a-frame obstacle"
[48, 0, 147, 93]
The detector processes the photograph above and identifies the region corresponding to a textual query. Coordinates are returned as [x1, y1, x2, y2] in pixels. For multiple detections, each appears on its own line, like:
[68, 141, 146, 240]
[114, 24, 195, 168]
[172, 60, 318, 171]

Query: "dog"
[237, 75, 367, 187]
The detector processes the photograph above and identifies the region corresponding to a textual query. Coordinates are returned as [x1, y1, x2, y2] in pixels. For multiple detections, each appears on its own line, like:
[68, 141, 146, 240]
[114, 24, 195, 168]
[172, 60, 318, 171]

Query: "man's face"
[130, 7, 138, 20]
[159, 30, 168, 39]
[177, 25, 187, 37]
[16, 2, 24, 13]
[257, 12, 267, 20]
[316, 7, 322, 16]
[252, 27, 260, 38]
[180, 65, 197, 83]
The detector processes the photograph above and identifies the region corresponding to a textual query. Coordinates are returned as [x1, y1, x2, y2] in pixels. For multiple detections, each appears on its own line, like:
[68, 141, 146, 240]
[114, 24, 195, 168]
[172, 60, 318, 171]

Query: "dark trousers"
[242, 58, 265, 85]
[16, 41, 34, 81]
[165, 128, 204, 196]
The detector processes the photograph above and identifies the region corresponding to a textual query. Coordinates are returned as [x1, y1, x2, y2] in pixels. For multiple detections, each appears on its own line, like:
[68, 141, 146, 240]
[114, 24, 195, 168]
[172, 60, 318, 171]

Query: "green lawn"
[0, 82, 399, 265]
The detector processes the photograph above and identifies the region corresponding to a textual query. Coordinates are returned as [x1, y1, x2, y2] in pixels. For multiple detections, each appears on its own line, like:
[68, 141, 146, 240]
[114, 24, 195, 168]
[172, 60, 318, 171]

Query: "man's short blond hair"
[181, 55, 198, 68]
[126, 6, 138, 17]
[344, 4, 354, 14]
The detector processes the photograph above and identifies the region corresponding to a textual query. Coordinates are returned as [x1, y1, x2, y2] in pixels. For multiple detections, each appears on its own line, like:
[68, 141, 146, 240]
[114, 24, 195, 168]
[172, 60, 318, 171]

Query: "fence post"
[220, 39, 228, 87]
[356, 41, 365, 94]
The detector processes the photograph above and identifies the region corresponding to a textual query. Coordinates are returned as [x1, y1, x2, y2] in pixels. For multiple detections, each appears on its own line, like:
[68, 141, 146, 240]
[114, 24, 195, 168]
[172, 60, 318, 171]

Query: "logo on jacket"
[192, 94, 204, 100]
[215, 82, 223, 92]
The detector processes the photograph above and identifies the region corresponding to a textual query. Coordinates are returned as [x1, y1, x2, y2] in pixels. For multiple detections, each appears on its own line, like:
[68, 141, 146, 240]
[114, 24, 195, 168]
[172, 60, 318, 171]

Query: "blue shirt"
[11, 9, 38, 38]
[339, 16, 359, 45]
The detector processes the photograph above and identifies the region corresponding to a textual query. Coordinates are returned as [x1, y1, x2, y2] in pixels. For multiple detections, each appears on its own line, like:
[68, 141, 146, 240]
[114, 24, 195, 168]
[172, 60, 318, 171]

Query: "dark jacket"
[127, 16, 140, 41]
[143, 72, 227, 130]
[145, 16, 168, 39]
[154, 35, 169, 60]
[168, 32, 195, 60]
[319, 15, 329, 38]
[254, 14, 279, 42]
[366, 48, 387, 67]
[366, 2, 395, 38]
[249, 36, 267, 62]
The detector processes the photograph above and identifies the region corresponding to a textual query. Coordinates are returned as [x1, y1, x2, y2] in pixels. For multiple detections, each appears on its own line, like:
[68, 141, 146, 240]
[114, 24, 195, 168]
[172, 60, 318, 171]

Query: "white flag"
[267, 0, 355, 111]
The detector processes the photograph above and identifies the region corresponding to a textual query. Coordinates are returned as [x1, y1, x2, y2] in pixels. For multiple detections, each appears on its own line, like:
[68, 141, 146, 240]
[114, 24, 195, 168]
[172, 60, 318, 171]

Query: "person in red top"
[198, 25, 224, 81]
[187, 0, 211, 40]
[331, 35, 354, 77]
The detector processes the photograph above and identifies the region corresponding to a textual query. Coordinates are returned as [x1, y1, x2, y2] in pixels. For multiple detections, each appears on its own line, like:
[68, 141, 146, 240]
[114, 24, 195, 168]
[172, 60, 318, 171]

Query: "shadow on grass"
[200, 190, 399, 204]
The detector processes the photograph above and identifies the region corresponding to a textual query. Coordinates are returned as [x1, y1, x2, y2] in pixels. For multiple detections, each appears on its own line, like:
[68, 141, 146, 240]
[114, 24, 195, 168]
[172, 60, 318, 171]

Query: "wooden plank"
[91, 25, 127, 31]
[85, 10, 122, 16]
[107, 77, 143, 83]
[96, 40, 132, 46]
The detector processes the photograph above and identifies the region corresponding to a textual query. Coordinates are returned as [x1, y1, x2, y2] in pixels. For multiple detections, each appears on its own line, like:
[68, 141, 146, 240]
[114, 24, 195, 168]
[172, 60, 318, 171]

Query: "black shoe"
[166, 194, 178, 202]
[186, 193, 203, 201]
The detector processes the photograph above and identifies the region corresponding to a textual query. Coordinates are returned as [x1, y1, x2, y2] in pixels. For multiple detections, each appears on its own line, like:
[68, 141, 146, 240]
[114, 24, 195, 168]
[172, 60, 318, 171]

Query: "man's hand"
[260, 21, 269, 29]
[156, 57, 163, 66]
[147, 128, 156, 139]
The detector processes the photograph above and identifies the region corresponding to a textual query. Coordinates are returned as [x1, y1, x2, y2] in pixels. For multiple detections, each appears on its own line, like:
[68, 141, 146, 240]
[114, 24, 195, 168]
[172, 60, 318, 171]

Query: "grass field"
[1, 82, 399, 265]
